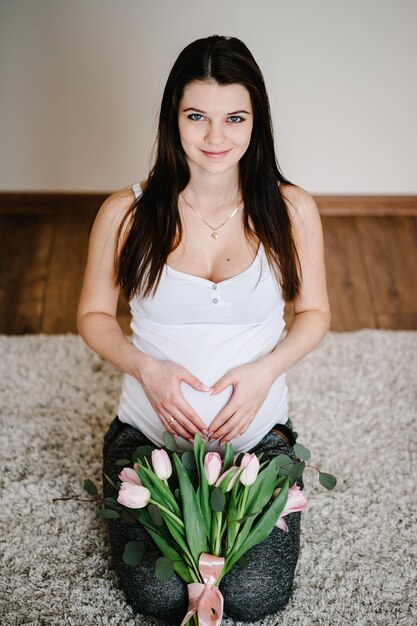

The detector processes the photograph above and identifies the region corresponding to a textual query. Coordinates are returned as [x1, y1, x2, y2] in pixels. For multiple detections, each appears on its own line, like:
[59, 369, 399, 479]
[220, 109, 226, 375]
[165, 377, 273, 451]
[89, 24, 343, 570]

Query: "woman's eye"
[228, 115, 244, 123]
[188, 113, 204, 121]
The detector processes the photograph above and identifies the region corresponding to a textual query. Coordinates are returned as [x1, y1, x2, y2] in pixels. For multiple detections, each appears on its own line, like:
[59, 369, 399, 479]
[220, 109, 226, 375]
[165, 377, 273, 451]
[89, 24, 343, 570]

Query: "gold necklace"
[181, 193, 242, 239]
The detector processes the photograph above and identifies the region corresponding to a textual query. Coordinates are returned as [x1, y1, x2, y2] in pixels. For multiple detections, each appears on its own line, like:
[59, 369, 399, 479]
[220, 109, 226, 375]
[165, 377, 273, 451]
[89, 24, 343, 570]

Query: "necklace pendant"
[211, 231, 219, 239]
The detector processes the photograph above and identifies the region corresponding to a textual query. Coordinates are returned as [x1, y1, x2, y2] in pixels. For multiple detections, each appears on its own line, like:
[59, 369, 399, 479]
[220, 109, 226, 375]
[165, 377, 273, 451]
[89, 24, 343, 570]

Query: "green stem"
[214, 511, 222, 555]
[239, 486, 249, 520]
[149, 499, 185, 528]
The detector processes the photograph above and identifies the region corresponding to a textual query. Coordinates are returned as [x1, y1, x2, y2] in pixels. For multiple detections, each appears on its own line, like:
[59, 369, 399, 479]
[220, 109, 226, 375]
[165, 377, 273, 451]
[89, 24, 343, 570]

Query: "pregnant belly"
[180, 381, 234, 427]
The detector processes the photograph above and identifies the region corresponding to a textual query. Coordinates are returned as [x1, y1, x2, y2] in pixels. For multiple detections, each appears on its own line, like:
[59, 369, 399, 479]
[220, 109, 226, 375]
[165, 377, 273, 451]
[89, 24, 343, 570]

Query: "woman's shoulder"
[280, 183, 322, 244]
[280, 182, 321, 230]
[280, 182, 317, 213]
[95, 179, 148, 227]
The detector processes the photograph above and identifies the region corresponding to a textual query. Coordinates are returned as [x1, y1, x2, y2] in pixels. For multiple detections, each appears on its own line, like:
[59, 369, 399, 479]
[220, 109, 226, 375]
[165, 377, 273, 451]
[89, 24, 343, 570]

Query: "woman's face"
[177, 80, 253, 175]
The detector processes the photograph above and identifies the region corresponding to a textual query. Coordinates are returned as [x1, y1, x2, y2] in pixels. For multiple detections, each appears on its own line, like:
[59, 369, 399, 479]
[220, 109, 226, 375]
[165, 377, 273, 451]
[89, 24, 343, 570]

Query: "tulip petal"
[276, 517, 289, 532]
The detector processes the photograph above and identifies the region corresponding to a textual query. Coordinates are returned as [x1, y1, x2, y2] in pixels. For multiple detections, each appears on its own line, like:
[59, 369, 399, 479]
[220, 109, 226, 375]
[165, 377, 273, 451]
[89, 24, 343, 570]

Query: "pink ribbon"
[180, 553, 225, 626]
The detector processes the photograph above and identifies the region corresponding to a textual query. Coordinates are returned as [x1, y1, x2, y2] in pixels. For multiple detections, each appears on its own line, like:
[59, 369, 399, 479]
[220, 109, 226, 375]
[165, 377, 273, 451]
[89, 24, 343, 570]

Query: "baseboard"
[314, 195, 417, 216]
[0, 192, 416, 216]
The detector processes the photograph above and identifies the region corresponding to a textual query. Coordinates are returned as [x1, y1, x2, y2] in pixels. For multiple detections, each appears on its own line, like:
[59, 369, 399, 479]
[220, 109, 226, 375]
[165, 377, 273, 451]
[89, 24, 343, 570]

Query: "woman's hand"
[207, 361, 275, 446]
[136, 356, 212, 442]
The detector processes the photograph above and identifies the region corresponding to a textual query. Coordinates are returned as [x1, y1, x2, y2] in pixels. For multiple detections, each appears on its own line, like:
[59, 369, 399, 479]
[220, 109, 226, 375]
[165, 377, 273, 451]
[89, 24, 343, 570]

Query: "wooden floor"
[1, 196, 416, 334]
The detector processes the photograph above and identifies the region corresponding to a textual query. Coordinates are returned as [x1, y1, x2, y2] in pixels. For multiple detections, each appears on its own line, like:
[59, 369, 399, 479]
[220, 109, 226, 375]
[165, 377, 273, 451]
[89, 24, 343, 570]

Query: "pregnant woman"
[77, 35, 331, 624]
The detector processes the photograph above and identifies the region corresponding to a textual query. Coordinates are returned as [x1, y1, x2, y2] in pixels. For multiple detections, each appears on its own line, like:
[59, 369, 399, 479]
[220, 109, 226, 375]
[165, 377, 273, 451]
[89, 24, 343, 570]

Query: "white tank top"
[117, 182, 289, 453]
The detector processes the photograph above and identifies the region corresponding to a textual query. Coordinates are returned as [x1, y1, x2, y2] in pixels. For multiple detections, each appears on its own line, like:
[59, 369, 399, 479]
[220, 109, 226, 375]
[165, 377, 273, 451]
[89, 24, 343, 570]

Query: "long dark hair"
[115, 35, 302, 302]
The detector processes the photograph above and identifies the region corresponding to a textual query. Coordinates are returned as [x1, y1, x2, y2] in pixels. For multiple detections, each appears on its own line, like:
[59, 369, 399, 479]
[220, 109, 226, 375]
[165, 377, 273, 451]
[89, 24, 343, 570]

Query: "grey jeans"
[102, 417, 304, 625]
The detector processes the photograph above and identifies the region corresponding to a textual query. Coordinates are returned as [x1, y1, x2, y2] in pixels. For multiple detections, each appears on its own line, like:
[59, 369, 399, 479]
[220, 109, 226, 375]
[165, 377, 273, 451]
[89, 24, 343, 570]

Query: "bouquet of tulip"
[75, 431, 335, 626]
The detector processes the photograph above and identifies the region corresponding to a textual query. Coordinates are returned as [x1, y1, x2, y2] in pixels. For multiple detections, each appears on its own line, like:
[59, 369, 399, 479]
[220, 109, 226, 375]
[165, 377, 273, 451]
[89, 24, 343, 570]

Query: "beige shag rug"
[0, 330, 416, 626]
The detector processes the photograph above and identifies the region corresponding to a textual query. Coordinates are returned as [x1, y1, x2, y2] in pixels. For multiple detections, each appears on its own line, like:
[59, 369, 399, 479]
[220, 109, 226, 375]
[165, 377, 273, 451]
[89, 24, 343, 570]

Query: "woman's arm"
[259, 184, 331, 383]
[77, 187, 151, 378]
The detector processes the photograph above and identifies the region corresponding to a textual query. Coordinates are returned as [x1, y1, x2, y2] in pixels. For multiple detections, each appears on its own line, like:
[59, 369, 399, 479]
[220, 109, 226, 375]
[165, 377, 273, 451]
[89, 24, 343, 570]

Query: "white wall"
[0, 0, 416, 194]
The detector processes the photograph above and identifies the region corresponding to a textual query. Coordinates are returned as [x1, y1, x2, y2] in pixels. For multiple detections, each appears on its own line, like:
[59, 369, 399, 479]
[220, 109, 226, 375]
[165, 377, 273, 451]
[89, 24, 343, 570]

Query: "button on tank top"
[117, 182, 289, 453]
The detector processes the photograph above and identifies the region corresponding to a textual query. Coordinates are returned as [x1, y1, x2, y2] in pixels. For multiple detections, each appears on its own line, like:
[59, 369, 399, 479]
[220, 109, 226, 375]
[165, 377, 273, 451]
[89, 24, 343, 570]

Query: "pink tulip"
[204, 452, 222, 485]
[214, 466, 241, 492]
[239, 453, 260, 486]
[151, 449, 172, 480]
[275, 483, 309, 532]
[117, 482, 151, 509]
[118, 467, 142, 485]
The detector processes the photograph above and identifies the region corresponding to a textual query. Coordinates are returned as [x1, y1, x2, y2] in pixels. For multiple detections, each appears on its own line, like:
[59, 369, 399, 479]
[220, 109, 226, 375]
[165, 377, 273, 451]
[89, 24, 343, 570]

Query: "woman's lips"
[201, 149, 231, 159]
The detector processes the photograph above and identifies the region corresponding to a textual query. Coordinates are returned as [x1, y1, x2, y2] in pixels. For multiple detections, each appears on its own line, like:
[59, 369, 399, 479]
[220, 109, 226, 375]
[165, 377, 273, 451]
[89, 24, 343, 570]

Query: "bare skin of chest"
[166, 210, 259, 284]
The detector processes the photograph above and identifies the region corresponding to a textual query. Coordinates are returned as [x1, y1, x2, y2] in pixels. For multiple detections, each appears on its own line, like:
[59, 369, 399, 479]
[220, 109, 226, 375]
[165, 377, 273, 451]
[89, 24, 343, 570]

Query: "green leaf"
[236, 509, 262, 523]
[274, 454, 292, 469]
[138, 512, 193, 583]
[182, 451, 197, 470]
[135, 464, 181, 517]
[95, 508, 120, 519]
[293, 443, 311, 461]
[217, 466, 242, 494]
[194, 434, 211, 542]
[104, 497, 122, 511]
[287, 461, 305, 481]
[228, 460, 278, 554]
[83, 479, 98, 496]
[223, 442, 235, 472]
[115, 458, 131, 466]
[103, 473, 117, 489]
[173, 453, 208, 562]
[155, 556, 175, 581]
[122, 540, 145, 566]
[222, 478, 290, 580]
[121, 509, 136, 524]
[319, 472, 337, 490]
[210, 487, 226, 512]
[148, 504, 164, 526]
[163, 431, 178, 452]
[238, 555, 249, 569]
[131, 445, 155, 463]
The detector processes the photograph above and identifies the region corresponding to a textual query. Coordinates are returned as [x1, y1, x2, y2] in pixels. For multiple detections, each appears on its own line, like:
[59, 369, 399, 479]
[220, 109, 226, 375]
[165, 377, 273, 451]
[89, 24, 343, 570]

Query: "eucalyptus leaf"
[95, 508, 120, 519]
[115, 458, 131, 466]
[83, 479, 98, 496]
[293, 443, 311, 461]
[210, 487, 226, 512]
[182, 451, 197, 470]
[132, 445, 155, 462]
[163, 431, 178, 452]
[121, 509, 136, 524]
[274, 454, 292, 469]
[319, 471, 337, 490]
[155, 556, 175, 581]
[289, 461, 305, 480]
[148, 503, 164, 526]
[142, 521, 193, 584]
[122, 540, 145, 566]
[104, 497, 122, 511]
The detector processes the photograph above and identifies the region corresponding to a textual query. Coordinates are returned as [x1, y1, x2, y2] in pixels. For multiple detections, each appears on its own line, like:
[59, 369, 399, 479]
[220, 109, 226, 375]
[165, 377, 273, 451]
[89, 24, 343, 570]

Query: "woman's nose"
[204, 123, 225, 145]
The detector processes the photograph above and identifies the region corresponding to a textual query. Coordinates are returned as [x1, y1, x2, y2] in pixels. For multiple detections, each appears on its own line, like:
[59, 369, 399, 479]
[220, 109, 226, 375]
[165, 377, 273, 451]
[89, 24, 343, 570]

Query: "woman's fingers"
[210, 410, 252, 444]
[161, 412, 194, 441]
[175, 398, 208, 436]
